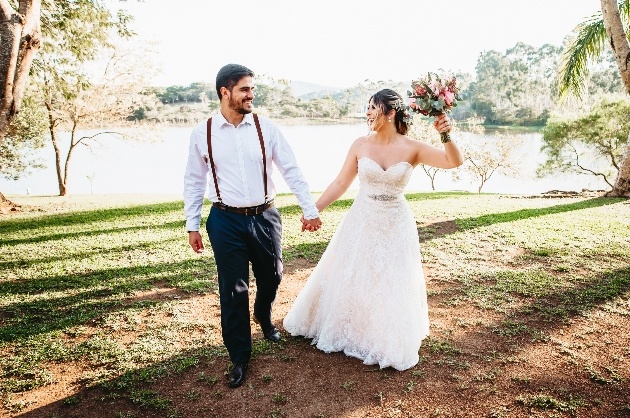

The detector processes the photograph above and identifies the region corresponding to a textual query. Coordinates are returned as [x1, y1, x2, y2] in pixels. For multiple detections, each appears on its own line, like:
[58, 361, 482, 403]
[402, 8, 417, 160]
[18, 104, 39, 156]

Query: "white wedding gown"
[283, 157, 430, 371]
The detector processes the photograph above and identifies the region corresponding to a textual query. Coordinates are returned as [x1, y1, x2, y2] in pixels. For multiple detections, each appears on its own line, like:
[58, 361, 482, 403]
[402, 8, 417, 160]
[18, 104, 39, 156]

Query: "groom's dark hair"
[216, 64, 255, 100]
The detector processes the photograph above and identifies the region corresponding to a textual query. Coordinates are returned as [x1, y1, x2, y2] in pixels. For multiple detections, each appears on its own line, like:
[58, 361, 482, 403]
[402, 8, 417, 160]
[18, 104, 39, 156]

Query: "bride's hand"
[433, 114, 452, 133]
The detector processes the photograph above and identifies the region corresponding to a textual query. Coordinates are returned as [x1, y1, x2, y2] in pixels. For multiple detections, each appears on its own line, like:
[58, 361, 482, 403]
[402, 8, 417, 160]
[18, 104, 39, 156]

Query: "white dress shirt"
[183, 112, 320, 231]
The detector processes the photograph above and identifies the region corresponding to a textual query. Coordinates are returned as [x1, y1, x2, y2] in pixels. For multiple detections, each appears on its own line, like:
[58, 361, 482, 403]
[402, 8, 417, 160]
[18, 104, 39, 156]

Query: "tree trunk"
[0, 0, 42, 146]
[608, 131, 630, 197]
[60, 127, 78, 197]
[0, 189, 20, 213]
[49, 121, 67, 196]
[601, 0, 630, 197]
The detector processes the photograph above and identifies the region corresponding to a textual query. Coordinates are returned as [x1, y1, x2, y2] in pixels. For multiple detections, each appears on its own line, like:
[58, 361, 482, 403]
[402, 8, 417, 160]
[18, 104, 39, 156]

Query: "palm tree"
[558, 0, 630, 197]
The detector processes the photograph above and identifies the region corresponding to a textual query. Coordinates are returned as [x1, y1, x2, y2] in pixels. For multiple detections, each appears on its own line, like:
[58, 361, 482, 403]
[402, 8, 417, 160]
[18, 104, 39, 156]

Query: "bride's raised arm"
[413, 114, 464, 169]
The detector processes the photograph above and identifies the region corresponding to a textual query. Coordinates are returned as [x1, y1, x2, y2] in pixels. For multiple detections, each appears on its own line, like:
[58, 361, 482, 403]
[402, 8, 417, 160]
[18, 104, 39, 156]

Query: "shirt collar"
[216, 112, 254, 127]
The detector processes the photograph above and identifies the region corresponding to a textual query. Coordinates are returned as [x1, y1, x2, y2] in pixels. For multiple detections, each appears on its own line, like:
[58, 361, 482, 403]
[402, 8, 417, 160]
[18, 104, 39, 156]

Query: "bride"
[283, 88, 464, 371]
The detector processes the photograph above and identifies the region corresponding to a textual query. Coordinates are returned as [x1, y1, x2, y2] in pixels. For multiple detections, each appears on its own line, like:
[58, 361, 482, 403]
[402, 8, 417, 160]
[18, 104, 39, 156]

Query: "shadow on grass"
[0, 200, 184, 229]
[419, 264, 630, 415]
[0, 238, 180, 270]
[418, 197, 623, 241]
[14, 343, 230, 418]
[0, 258, 217, 343]
[0, 219, 186, 247]
[12, 266, 630, 418]
[4, 195, 629, 417]
[455, 197, 622, 231]
[501, 265, 630, 324]
[438, 264, 630, 356]
[0, 200, 185, 234]
[0, 243, 332, 344]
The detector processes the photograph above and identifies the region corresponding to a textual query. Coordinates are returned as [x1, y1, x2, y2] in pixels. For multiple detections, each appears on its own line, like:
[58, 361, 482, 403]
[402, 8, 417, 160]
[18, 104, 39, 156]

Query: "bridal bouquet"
[407, 71, 461, 142]
[407, 71, 460, 116]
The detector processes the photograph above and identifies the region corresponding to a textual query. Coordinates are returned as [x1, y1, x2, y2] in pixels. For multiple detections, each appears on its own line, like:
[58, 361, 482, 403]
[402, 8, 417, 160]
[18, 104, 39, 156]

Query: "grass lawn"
[0, 192, 629, 418]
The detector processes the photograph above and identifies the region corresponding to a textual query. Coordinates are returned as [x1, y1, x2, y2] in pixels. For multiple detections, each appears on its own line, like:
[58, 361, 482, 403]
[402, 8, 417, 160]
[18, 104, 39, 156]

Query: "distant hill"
[289, 81, 344, 98]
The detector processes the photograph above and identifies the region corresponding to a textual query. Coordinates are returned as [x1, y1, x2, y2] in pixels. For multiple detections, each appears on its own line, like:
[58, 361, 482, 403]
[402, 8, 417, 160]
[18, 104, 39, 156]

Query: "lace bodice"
[357, 157, 413, 198]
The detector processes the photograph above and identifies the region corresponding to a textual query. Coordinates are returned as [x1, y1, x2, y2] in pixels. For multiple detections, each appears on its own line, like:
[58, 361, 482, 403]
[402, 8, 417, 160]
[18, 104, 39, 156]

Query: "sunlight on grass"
[1, 192, 629, 415]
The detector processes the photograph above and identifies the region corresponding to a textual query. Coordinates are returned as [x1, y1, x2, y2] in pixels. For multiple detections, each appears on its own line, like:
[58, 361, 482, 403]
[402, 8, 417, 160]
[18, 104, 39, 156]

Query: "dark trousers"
[206, 206, 283, 365]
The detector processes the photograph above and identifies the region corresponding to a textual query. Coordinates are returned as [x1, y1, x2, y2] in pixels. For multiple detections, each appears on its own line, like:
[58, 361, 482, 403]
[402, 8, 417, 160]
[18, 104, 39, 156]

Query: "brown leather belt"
[212, 200, 274, 216]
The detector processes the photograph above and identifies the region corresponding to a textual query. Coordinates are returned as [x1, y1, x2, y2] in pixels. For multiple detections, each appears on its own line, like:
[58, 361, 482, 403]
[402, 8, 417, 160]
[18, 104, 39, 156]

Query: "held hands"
[188, 231, 205, 253]
[301, 215, 322, 232]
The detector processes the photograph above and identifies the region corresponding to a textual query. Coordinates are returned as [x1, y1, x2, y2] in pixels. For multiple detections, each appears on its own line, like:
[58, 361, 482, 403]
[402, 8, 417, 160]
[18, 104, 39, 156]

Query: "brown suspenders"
[206, 117, 222, 202]
[206, 114, 268, 204]
[253, 114, 268, 201]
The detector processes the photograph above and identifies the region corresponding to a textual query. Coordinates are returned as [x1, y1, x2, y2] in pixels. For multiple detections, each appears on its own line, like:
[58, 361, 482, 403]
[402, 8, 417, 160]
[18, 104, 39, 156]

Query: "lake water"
[0, 123, 608, 196]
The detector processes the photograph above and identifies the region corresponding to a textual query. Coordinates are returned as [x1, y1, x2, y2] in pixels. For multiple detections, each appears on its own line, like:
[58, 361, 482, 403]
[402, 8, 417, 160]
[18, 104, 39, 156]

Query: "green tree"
[0, 89, 47, 181]
[558, 0, 630, 196]
[0, 0, 134, 145]
[1, 0, 136, 201]
[305, 96, 341, 118]
[468, 43, 562, 126]
[161, 85, 186, 103]
[539, 100, 630, 188]
[30, 1, 139, 196]
[252, 83, 283, 109]
[38, 45, 155, 196]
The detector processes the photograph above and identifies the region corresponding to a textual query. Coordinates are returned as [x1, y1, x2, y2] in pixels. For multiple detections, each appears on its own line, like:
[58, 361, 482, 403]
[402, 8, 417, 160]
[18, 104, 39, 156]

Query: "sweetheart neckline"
[359, 156, 413, 172]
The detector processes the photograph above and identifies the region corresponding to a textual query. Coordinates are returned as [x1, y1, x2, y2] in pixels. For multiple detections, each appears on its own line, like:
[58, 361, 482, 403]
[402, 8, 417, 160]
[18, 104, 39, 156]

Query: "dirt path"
[7, 253, 629, 418]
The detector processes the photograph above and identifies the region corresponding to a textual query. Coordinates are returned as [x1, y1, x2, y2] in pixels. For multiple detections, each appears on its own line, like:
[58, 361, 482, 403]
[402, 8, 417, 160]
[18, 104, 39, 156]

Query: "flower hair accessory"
[392, 99, 414, 125]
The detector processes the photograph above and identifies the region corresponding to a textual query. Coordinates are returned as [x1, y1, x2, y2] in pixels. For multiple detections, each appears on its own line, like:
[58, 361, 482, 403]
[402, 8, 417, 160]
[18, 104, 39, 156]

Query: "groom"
[183, 63, 322, 388]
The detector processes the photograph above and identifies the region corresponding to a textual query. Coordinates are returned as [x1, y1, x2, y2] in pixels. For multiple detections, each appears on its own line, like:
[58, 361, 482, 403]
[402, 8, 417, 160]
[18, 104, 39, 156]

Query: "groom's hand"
[301, 215, 322, 232]
[188, 231, 205, 253]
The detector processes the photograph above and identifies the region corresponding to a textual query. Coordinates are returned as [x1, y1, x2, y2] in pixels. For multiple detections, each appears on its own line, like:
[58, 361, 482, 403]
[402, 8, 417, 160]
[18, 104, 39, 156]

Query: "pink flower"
[442, 90, 455, 106]
[429, 80, 441, 95]
[414, 85, 427, 96]
[407, 71, 459, 116]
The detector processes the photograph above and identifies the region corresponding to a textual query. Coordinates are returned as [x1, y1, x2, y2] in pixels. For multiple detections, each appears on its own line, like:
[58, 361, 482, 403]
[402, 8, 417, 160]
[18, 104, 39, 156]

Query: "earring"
[388, 118, 392, 122]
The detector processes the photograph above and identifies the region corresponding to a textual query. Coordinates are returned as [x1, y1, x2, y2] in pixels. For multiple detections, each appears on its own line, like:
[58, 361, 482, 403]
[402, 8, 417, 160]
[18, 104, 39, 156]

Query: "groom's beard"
[228, 95, 253, 115]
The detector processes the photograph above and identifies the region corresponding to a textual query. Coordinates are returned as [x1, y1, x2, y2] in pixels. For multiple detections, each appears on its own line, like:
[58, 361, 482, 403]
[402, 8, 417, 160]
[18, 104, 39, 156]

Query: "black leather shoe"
[253, 315, 281, 342]
[228, 363, 248, 388]
[263, 326, 281, 342]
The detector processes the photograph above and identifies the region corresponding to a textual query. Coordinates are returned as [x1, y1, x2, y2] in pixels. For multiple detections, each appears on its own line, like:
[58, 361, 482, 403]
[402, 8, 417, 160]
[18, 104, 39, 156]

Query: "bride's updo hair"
[370, 89, 411, 135]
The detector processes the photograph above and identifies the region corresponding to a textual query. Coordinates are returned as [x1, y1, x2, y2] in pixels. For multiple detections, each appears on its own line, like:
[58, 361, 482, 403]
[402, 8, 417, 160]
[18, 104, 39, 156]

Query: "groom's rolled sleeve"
[271, 124, 320, 220]
[183, 128, 209, 231]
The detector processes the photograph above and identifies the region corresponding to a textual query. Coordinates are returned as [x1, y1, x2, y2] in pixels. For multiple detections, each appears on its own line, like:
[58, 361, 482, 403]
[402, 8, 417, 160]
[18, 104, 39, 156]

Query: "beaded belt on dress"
[212, 200, 274, 215]
[367, 194, 398, 201]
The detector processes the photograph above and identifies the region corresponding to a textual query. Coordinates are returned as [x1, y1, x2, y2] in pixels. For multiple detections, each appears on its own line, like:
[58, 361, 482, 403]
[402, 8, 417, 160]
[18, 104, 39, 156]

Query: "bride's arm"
[315, 138, 362, 212]
[413, 115, 464, 169]
[414, 140, 464, 169]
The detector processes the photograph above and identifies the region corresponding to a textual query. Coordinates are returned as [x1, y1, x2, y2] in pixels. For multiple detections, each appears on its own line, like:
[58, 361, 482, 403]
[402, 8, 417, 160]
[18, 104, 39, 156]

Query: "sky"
[116, 0, 600, 88]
